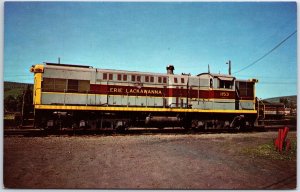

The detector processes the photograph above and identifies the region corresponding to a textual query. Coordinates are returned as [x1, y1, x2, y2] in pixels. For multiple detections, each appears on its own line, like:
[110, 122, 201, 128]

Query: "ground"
[3, 131, 297, 189]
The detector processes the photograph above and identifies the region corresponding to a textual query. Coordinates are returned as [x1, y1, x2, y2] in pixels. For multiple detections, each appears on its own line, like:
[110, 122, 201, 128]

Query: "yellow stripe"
[34, 73, 42, 105]
[35, 104, 257, 114]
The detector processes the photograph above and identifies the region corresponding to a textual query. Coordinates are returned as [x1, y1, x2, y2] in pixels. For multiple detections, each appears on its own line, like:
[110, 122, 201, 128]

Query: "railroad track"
[4, 124, 296, 137]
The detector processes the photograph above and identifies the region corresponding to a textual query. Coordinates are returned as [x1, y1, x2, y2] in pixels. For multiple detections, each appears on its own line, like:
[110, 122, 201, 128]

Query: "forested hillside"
[4, 82, 33, 112]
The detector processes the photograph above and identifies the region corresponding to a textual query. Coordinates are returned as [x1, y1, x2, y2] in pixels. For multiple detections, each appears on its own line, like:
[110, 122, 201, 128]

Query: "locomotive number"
[220, 92, 230, 97]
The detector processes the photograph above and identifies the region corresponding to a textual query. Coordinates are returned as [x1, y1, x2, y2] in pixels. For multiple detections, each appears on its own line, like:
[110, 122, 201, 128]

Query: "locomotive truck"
[30, 62, 259, 131]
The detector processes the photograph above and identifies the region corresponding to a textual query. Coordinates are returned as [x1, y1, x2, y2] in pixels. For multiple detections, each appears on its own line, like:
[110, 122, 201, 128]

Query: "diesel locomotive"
[30, 62, 259, 131]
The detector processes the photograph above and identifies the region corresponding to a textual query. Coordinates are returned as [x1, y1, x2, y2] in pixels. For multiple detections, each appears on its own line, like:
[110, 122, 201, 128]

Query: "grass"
[241, 138, 297, 161]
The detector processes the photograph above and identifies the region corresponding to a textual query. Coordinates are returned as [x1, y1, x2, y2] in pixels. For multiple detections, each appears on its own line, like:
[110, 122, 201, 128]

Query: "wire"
[233, 30, 297, 74]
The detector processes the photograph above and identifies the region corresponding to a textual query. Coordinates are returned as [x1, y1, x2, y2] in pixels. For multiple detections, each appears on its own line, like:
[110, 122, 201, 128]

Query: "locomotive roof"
[97, 68, 168, 76]
[43, 63, 239, 79]
[45, 62, 92, 68]
[261, 100, 285, 106]
[197, 72, 235, 81]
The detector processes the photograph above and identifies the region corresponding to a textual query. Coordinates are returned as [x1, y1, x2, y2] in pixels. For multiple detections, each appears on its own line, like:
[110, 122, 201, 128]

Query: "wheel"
[231, 116, 245, 131]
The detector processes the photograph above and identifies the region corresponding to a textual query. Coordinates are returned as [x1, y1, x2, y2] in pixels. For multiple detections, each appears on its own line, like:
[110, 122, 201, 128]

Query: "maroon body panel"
[89, 84, 244, 100]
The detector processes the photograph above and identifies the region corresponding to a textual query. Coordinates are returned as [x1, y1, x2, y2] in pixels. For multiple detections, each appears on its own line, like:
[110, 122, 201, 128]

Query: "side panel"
[43, 68, 92, 80]
[41, 92, 108, 106]
[239, 100, 255, 110]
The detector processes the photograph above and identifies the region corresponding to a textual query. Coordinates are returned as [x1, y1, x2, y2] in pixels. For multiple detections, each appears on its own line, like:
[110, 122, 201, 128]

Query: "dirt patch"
[4, 131, 296, 189]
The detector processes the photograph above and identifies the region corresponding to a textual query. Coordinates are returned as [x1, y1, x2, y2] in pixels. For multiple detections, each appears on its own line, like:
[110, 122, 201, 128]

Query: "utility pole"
[226, 60, 231, 75]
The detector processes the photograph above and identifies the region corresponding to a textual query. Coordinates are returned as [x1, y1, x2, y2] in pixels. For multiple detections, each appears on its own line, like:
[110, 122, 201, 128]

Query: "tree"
[4, 95, 18, 112]
[4, 86, 32, 113]
[280, 98, 289, 107]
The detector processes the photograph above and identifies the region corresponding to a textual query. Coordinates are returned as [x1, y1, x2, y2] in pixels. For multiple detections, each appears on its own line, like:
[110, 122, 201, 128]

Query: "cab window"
[219, 80, 232, 89]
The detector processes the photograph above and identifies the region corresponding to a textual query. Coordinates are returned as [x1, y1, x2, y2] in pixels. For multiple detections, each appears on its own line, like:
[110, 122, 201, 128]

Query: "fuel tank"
[145, 116, 183, 128]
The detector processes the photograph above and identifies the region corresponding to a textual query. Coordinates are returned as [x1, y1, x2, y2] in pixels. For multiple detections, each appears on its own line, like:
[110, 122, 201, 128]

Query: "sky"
[3, 2, 297, 99]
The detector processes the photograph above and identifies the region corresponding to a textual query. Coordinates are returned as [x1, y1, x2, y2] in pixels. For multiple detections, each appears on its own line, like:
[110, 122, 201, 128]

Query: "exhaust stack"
[166, 65, 175, 75]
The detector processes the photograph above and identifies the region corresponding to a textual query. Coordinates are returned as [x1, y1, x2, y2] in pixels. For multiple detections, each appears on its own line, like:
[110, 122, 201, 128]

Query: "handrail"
[256, 97, 265, 121]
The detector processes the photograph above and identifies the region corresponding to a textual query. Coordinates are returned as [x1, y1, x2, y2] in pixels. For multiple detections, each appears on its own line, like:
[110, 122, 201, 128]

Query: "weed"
[241, 138, 296, 161]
